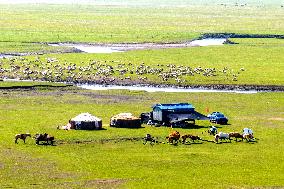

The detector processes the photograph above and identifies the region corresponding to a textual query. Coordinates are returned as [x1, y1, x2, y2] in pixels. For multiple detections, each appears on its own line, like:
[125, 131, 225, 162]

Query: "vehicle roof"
[153, 103, 195, 110]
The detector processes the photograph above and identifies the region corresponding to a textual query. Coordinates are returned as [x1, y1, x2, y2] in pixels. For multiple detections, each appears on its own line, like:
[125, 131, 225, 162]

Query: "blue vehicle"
[207, 112, 228, 125]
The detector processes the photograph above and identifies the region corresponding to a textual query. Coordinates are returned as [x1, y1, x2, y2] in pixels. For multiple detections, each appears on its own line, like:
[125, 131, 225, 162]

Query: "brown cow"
[166, 131, 180, 144]
[229, 132, 244, 141]
[181, 134, 202, 143]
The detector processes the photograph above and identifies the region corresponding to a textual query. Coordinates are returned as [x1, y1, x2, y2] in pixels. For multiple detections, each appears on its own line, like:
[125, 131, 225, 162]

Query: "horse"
[166, 131, 180, 144]
[208, 126, 218, 135]
[215, 132, 231, 143]
[15, 133, 31, 144]
[229, 132, 244, 141]
[143, 134, 157, 145]
[34, 133, 55, 145]
[181, 134, 202, 143]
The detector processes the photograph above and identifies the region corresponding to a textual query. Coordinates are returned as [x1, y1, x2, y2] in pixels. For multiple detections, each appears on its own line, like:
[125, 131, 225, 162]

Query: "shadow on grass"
[201, 139, 215, 143]
[111, 126, 145, 129]
[176, 125, 209, 129]
[36, 142, 57, 146]
[183, 142, 203, 145]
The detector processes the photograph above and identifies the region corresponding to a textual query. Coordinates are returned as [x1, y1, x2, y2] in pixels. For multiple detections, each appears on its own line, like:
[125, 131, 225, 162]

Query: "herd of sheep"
[0, 56, 245, 85]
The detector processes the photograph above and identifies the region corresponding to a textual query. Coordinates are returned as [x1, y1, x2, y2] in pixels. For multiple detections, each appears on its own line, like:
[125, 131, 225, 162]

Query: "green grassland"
[0, 81, 70, 88]
[0, 2, 283, 87]
[0, 88, 283, 188]
[0, 1, 283, 188]
[1, 38, 283, 86]
[0, 41, 72, 54]
[0, 2, 283, 44]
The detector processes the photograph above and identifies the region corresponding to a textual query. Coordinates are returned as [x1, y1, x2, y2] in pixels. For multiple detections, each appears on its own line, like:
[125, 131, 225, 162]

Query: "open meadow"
[0, 0, 284, 188]
[0, 88, 284, 189]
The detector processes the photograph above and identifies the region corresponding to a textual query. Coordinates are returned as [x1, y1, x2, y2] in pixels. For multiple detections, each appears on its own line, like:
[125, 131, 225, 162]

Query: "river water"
[0, 38, 227, 58]
[1, 78, 258, 93]
[48, 38, 227, 54]
[77, 84, 258, 94]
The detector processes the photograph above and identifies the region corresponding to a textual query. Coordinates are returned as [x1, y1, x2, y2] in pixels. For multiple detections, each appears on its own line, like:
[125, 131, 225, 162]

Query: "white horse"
[15, 133, 31, 144]
[215, 132, 231, 143]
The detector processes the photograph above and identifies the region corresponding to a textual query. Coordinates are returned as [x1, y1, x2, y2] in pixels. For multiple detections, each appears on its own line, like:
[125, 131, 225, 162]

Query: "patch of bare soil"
[48, 178, 126, 189]
[1, 148, 128, 188]
[0, 148, 78, 188]
[267, 117, 284, 121]
[0, 87, 150, 103]
[0, 162, 4, 169]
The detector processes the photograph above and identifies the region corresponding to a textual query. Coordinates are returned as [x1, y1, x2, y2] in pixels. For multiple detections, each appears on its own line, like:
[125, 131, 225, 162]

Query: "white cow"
[215, 132, 231, 143]
[243, 128, 254, 141]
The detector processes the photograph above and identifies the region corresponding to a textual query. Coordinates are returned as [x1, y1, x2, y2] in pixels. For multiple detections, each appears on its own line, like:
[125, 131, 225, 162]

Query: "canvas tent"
[110, 113, 141, 128]
[70, 113, 102, 130]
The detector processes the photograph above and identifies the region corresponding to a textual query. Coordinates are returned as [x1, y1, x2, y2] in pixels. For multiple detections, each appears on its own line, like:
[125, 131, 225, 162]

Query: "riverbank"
[1, 79, 283, 92]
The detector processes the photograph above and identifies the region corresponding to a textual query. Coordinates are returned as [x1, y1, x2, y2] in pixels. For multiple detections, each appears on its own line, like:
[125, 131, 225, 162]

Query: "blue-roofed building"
[151, 103, 209, 126]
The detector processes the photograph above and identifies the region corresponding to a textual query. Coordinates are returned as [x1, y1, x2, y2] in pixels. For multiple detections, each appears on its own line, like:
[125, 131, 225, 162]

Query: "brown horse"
[181, 134, 202, 143]
[15, 133, 31, 144]
[229, 132, 244, 141]
[166, 131, 180, 144]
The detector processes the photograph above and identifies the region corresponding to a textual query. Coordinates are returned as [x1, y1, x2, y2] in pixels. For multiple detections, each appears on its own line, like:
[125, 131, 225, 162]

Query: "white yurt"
[70, 113, 102, 130]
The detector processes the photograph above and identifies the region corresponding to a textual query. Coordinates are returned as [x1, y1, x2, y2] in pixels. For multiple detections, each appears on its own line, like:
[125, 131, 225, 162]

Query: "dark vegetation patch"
[57, 137, 143, 145]
[200, 33, 284, 39]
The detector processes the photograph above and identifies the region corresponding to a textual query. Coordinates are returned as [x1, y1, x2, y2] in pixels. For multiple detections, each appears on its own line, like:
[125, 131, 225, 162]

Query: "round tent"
[70, 113, 102, 130]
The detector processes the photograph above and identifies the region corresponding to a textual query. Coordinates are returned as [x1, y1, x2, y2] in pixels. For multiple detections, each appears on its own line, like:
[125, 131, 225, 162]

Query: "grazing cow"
[181, 134, 202, 143]
[242, 128, 254, 142]
[243, 133, 254, 142]
[229, 132, 244, 141]
[166, 131, 180, 144]
[143, 134, 157, 145]
[215, 132, 231, 143]
[208, 126, 218, 135]
[15, 133, 31, 144]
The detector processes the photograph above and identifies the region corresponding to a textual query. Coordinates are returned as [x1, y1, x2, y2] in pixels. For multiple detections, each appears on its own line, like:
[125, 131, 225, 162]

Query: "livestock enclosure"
[0, 0, 283, 188]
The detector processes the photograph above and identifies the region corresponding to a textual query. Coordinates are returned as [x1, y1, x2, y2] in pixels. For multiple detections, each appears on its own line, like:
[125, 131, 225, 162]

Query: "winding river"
[48, 38, 228, 53]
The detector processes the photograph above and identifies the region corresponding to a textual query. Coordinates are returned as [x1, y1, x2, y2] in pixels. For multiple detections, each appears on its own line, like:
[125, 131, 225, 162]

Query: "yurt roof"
[71, 113, 101, 122]
[112, 113, 139, 120]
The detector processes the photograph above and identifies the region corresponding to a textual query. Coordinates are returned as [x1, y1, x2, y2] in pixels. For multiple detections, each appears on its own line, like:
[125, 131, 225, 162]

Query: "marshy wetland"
[0, 1, 283, 188]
